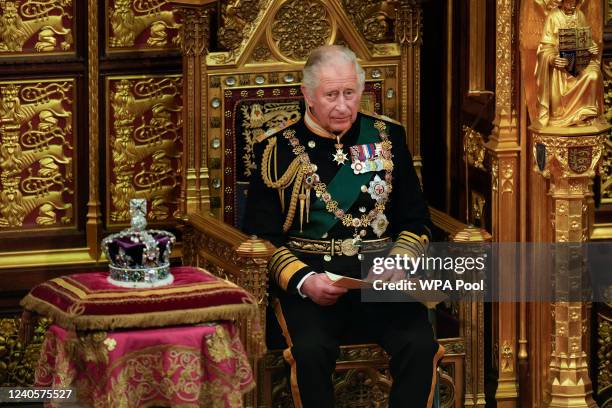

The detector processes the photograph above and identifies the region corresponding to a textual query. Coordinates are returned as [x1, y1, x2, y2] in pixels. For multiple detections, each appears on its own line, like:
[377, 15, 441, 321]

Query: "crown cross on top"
[130, 198, 147, 231]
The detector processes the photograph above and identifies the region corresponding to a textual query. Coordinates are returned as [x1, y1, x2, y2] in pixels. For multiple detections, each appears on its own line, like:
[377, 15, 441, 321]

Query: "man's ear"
[301, 85, 313, 108]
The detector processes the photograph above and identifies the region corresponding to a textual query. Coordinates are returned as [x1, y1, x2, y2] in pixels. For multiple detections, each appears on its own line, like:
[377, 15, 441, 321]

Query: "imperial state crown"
[102, 199, 176, 288]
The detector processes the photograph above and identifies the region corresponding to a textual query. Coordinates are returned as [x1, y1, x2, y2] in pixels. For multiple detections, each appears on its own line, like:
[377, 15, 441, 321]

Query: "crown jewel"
[102, 199, 176, 288]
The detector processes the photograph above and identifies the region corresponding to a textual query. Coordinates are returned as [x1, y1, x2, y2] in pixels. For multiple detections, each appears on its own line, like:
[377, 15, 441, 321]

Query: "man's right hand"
[301, 273, 348, 306]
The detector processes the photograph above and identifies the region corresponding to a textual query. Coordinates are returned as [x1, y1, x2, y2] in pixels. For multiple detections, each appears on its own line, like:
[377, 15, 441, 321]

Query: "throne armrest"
[182, 212, 275, 357]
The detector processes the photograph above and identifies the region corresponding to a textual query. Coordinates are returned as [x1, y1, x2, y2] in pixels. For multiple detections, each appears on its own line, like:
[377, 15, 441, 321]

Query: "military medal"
[332, 149, 348, 165]
[349, 142, 387, 174]
[368, 175, 389, 202]
[280, 120, 394, 252]
[332, 136, 348, 165]
[351, 161, 365, 174]
[372, 213, 389, 237]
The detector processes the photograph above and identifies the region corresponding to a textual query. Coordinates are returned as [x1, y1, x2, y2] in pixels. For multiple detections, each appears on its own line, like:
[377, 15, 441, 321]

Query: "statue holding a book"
[534, 0, 605, 128]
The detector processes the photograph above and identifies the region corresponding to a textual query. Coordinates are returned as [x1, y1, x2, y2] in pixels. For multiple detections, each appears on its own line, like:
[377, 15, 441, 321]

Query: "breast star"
[332, 149, 348, 165]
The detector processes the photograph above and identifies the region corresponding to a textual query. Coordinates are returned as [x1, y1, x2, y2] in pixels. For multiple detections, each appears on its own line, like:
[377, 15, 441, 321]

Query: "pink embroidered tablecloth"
[35, 322, 254, 408]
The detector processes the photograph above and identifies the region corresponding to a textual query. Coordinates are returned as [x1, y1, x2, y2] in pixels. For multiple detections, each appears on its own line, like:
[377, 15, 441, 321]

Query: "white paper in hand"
[325, 272, 372, 289]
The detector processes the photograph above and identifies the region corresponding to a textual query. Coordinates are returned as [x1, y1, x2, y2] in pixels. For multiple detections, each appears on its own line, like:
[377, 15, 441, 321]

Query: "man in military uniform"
[244, 45, 443, 408]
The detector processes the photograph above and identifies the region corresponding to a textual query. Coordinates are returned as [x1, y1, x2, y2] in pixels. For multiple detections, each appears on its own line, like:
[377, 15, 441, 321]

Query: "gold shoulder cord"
[261, 137, 306, 232]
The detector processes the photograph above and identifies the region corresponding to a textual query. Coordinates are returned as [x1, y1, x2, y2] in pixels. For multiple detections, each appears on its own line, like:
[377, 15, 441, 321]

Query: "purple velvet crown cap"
[101, 199, 176, 286]
[103, 231, 173, 268]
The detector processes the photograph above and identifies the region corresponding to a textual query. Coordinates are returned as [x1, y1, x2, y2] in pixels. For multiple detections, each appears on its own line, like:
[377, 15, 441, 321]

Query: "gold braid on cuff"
[268, 246, 308, 290]
[388, 231, 429, 257]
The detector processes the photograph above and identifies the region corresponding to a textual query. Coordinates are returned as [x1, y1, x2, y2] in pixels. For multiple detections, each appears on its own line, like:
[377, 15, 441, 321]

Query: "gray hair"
[302, 45, 366, 95]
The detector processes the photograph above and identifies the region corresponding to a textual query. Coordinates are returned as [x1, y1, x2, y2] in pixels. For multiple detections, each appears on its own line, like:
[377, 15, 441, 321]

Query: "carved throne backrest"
[198, 0, 407, 224]
[224, 85, 384, 229]
[210, 74, 395, 227]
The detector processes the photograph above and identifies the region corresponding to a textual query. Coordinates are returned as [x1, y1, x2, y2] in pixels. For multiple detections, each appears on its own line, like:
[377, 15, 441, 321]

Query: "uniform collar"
[304, 105, 352, 140]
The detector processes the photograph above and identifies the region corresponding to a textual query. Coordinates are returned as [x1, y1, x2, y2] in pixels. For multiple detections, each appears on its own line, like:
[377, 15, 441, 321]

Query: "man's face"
[302, 62, 361, 133]
[561, 0, 577, 14]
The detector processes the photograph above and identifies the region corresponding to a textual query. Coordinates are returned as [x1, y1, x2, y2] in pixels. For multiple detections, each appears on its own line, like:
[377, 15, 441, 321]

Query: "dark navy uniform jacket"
[244, 111, 431, 294]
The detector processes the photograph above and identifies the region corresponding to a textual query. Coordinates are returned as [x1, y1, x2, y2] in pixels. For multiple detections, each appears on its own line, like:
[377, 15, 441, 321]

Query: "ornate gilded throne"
[2, 0, 612, 406]
[171, 0, 473, 406]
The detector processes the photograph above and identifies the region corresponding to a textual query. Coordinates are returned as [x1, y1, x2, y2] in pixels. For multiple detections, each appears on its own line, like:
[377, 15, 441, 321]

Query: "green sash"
[294, 116, 382, 238]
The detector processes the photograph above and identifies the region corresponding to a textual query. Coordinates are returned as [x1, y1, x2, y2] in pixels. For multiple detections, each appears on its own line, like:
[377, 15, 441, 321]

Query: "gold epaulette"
[255, 118, 299, 143]
[360, 110, 403, 126]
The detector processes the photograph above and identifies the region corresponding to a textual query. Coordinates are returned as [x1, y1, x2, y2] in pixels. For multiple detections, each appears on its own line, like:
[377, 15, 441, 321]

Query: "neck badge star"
[332, 148, 348, 165]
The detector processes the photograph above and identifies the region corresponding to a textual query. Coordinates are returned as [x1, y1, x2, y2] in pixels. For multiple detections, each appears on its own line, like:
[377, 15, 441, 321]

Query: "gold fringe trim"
[20, 295, 258, 332]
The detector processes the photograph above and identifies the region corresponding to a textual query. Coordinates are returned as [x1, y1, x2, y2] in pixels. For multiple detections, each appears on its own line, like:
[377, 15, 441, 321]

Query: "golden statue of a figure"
[521, 0, 605, 128]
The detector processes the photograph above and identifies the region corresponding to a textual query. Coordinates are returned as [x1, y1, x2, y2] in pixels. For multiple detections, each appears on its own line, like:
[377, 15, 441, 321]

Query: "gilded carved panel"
[269, 0, 334, 62]
[0, 79, 76, 232]
[248, 40, 275, 63]
[462, 125, 486, 171]
[341, 0, 396, 45]
[106, 75, 182, 227]
[602, 59, 612, 203]
[105, 0, 181, 53]
[265, 349, 392, 408]
[218, 0, 267, 53]
[0, 0, 75, 57]
[205, 0, 273, 65]
[209, 0, 402, 67]
[332, 368, 391, 407]
[606, 0, 612, 31]
[596, 307, 612, 407]
[0, 316, 50, 386]
[600, 138, 612, 204]
[470, 190, 486, 228]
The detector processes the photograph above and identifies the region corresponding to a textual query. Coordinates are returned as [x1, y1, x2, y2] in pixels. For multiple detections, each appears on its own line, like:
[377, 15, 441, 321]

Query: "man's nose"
[335, 96, 349, 113]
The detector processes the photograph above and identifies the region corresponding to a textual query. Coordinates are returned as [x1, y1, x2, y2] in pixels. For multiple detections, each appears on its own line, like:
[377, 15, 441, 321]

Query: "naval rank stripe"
[388, 230, 429, 257]
[268, 247, 308, 290]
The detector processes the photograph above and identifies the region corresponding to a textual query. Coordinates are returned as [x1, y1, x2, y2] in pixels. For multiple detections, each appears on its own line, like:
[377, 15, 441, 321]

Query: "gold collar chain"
[281, 120, 394, 238]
